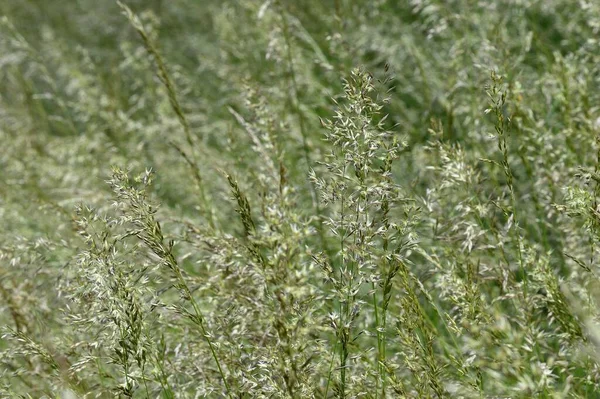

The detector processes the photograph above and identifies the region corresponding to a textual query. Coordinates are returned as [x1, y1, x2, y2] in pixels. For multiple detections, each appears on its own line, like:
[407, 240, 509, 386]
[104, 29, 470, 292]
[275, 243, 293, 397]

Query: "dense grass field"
[2, 0, 600, 397]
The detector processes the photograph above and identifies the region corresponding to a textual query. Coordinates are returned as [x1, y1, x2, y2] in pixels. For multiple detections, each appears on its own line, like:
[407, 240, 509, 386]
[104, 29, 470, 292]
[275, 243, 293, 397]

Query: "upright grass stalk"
[117, 1, 215, 229]
[275, 2, 332, 260]
[485, 71, 527, 297]
[313, 67, 411, 397]
[109, 168, 232, 397]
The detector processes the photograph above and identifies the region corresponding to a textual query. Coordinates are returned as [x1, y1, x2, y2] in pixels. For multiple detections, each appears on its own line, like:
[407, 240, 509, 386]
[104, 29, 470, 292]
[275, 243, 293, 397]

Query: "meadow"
[1, 0, 600, 397]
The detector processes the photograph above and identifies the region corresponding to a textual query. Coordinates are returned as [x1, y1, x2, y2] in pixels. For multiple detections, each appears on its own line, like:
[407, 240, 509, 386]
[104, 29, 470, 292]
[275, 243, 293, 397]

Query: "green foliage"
[2, 0, 600, 397]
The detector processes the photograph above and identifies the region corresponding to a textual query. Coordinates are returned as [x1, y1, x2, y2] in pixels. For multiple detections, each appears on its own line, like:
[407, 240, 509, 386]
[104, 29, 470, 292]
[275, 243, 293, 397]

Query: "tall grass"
[2, 0, 600, 397]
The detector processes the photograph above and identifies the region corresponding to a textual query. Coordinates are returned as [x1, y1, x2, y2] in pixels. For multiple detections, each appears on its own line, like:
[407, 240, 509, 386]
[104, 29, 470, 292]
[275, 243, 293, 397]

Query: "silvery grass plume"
[311, 67, 420, 397]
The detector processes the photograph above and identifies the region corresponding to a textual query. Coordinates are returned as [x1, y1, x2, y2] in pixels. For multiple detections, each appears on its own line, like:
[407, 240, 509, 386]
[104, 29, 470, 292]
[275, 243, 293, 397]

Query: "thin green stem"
[167, 253, 233, 397]
[372, 286, 381, 399]
[277, 2, 332, 261]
